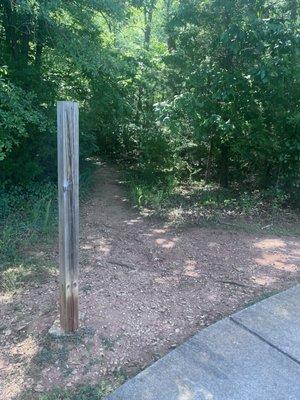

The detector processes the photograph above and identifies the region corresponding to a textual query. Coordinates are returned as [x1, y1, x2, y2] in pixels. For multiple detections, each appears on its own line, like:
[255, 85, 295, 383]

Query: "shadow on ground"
[0, 163, 299, 399]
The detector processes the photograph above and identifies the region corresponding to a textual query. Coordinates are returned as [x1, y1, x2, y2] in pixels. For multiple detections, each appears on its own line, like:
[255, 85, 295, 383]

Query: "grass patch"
[126, 168, 176, 210]
[22, 381, 113, 400]
[101, 336, 119, 351]
[0, 261, 57, 292]
[29, 327, 98, 385]
[0, 162, 96, 292]
[0, 183, 57, 263]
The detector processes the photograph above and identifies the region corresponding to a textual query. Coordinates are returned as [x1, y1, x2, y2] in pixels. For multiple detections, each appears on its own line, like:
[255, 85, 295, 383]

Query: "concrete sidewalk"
[106, 285, 300, 400]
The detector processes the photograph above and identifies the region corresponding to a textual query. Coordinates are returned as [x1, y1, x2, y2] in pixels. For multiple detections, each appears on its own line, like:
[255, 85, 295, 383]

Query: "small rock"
[49, 320, 66, 337]
[17, 324, 28, 332]
[35, 384, 44, 392]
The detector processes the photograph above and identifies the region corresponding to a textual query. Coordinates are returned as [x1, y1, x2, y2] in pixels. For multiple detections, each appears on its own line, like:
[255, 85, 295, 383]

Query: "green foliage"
[0, 182, 57, 291]
[95, 0, 299, 208]
[0, 183, 57, 263]
[22, 381, 112, 400]
[0, 261, 56, 293]
[0, 165, 95, 290]
[0, 0, 299, 214]
[160, 0, 300, 193]
[0, 73, 48, 161]
[0, 0, 129, 185]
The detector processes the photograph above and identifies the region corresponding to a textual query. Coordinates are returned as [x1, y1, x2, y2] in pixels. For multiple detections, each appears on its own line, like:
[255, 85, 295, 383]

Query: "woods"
[0, 0, 299, 212]
[0, 2, 300, 399]
[0, 0, 299, 194]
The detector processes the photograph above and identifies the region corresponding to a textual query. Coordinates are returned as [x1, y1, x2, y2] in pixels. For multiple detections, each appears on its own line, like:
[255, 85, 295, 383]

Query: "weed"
[82, 283, 92, 294]
[0, 163, 95, 292]
[0, 183, 57, 265]
[21, 381, 113, 400]
[126, 169, 176, 209]
[35, 336, 70, 369]
[112, 366, 127, 382]
[126, 175, 300, 235]
[0, 261, 57, 292]
[36, 346, 55, 366]
[101, 336, 116, 351]
[83, 356, 103, 374]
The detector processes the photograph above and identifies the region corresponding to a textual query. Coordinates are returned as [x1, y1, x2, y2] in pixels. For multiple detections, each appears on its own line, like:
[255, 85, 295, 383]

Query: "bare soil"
[1, 163, 299, 399]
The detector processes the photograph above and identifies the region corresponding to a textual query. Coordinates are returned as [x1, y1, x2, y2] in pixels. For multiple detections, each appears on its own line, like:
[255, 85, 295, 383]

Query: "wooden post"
[57, 101, 79, 333]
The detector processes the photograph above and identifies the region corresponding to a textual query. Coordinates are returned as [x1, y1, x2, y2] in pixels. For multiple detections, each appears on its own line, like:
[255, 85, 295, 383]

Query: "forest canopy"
[0, 0, 299, 203]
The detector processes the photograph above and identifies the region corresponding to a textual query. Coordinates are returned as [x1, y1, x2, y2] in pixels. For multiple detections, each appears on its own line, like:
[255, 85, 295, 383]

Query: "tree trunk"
[2, 0, 17, 60]
[220, 143, 229, 188]
[35, 18, 45, 71]
[205, 137, 213, 181]
[164, 0, 176, 52]
[143, 1, 156, 50]
[19, 23, 31, 67]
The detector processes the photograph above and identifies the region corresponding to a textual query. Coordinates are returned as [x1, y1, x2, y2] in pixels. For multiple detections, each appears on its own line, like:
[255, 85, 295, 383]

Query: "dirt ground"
[1, 163, 299, 399]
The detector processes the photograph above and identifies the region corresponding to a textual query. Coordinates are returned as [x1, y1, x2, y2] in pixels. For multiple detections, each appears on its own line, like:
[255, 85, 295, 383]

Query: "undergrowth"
[22, 381, 113, 400]
[0, 162, 95, 292]
[126, 168, 177, 210]
[126, 172, 300, 235]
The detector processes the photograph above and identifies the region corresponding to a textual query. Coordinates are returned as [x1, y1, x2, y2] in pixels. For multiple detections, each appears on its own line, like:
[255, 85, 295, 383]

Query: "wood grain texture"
[57, 101, 79, 332]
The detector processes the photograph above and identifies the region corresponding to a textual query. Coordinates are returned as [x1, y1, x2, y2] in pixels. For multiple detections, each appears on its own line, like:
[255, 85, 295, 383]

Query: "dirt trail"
[1, 163, 299, 399]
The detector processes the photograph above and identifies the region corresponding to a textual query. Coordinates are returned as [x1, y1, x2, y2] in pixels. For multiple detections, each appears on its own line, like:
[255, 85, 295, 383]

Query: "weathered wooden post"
[57, 101, 79, 333]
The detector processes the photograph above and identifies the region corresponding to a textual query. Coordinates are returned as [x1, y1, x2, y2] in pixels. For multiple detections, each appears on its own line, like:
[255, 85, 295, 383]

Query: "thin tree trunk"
[144, 0, 156, 50]
[164, 0, 176, 52]
[19, 23, 31, 67]
[220, 143, 229, 188]
[2, 0, 17, 59]
[290, 0, 297, 23]
[205, 137, 213, 181]
[35, 19, 44, 71]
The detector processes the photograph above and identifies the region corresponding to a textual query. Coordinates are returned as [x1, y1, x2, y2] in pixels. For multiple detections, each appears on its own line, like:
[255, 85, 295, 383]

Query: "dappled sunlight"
[207, 242, 220, 249]
[252, 276, 278, 286]
[167, 207, 185, 221]
[198, 388, 214, 400]
[0, 291, 14, 305]
[255, 253, 298, 272]
[143, 228, 169, 237]
[1, 163, 299, 399]
[152, 228, 168, 234]
[155, 276, 180, 285]
[253, 237, 299, 274]
[291, 247, 300, 256]
[94, 238, 111, 255]
[11, 335, 39, 359]
[184, 260, 200, 278]
[81, 244, 93, 250]
[176, 380, 195, 400]
[114, 195, 129, 203]
[175, 379, 214, 400]
[153, 260, 200, 284]
[156, 237, 179, 249]
[0, 0, 298, 392]
[273, 306, 290, 319]
[254, 238, 286, 250]
[124, 218, 143, 226]
[1, 336, 39, 399]
[93, 159, 104, 167]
